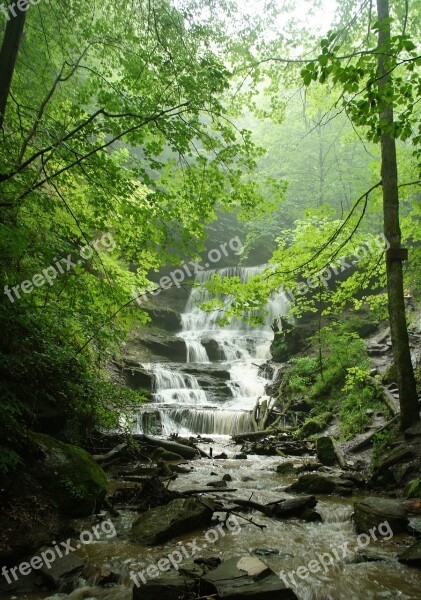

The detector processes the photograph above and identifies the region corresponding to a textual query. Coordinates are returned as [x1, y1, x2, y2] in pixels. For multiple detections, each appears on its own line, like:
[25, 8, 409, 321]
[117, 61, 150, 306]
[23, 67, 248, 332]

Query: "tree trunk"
[0, 1, 28, 130]
[376, 0, 419, 430]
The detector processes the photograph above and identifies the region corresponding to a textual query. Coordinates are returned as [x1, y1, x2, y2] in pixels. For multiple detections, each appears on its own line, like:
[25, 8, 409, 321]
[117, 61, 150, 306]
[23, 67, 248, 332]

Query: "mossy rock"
[406, 479, 421, 499]
[30, 433, 108, 516]
[299, 412, 332, 437]
[276, 461, 298, 475]
[316, 436, 338, 466]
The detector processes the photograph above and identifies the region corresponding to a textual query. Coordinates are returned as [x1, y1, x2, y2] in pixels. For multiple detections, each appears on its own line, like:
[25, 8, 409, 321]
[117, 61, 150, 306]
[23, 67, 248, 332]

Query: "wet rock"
[130, 498, 214, 545]
[235, 453, 247, 460]
[207, 479, 227, 488]
[133, 576, 197, 600]
[399, 540, 421, 566]
[96, 569, 120, 586]
[286, 474, 355, 495]
[119, 365, 154, 392]
[354, 548, 397, 563]
[139, 332, 187, 361]
[316, 436, 338, 466]
[295, 462, 325, 473]
[214, 452, 228, 459]
[200, 556, 298, 599]
[252, 549, 279, 557]
[201, 338, 222, 360]
[141, 306, 182, 332]
[353, 497, 408, 534]
[39, 549, 86, 589]
[223, 474, 233, 482]
[241, 475, 255, 482]
[276, 462, 299, 475]
[371, 445, 415, 486]
[179, 562, 205, 578]
[271, 495, 320, 521]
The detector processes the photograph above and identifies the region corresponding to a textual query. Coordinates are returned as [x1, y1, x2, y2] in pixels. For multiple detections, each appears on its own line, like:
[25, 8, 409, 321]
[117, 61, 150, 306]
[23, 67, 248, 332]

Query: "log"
[135, 433, 199, 459]
[181, 488, 238, 495]
[93, 443, 127, 463]
[232, 428, 295, 442]
[349, 414, 400, 453]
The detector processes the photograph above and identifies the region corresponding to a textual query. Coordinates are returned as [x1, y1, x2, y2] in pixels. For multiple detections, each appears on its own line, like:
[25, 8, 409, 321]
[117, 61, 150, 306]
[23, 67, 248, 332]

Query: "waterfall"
[135, 265, 288, 436]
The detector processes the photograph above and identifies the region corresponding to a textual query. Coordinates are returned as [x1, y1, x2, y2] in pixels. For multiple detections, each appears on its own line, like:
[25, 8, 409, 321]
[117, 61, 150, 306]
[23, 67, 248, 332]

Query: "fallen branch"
[350, 414, 400, 453]
[180, 488, 238, 495]
[93, 443, 127, 463]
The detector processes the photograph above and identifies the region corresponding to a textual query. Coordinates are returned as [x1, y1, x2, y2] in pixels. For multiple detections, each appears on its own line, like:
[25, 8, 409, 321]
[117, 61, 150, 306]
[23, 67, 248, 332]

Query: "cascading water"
[134, 266, 288, 436]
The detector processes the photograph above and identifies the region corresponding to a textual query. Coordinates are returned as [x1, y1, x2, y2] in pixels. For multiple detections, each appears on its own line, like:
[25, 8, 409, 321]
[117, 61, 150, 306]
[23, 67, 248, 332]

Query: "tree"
[298, 0, 420, 429]
[375, 0, 419, 429]
[0, 0, 281, 476]
[201, 0, 420, 430]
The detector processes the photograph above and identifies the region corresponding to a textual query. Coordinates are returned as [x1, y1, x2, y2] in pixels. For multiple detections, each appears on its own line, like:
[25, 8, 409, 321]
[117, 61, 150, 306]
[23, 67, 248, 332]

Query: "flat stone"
[236, 557, 269, 577]
[39, 549, 85, 588]
[353, 497, 408, 534]
[133, 576, 196, 600]
[200, 556, 298, 599]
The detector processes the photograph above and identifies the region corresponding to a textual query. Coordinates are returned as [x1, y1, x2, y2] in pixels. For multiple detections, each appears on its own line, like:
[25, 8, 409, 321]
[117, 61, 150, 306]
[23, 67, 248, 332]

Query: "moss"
[382, 363, 398, 385]
[316, 436, 337, 466]
[298, 412, 333, 438]
[30, 432, 108, 516]
[405, 479, 421, 499]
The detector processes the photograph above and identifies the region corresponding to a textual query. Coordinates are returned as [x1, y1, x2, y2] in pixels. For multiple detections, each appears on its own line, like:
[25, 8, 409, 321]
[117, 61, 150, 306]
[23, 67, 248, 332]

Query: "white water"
[135, 266, 288, 436]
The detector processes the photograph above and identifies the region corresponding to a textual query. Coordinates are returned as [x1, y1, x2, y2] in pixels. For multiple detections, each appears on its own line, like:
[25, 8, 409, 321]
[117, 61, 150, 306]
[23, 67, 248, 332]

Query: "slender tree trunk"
[376, 0, 419, 430]
[0, 1, 28, 130]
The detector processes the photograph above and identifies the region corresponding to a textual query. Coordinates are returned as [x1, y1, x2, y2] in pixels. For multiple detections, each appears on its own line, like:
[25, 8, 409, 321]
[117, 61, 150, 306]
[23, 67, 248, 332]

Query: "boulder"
[39, 548, 86, 589]
[270, 495, 320, 521]
[201, 338, 222, 361]
[119, 365, 153, 392]
[276, 462, 298, 475]
[286, 474, 354, 495]
[371, 446, 415, 486]
[399, 540, 421, 566]
[316, 436, 338, 466]
[30, 433, 108, 517]
[133, 576, 196, 600]
[130, 498, 214, 545]
[141, 307, 182, 332]
[140, 332, 187, 361]
[353, 497, 408, 534]
[200, 556, 298, 599]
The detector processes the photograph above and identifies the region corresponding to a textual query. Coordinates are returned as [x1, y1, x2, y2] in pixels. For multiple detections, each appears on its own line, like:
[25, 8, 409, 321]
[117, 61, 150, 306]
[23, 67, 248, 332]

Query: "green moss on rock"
[406, 479, 421, 499]
[298, 412, 332, 437]
[30, 433, 108, 516]
[316, 436, 338, 466]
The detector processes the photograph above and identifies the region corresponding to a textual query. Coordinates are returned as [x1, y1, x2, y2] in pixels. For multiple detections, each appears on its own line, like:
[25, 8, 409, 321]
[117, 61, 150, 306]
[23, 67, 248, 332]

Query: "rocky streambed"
[6, 432, 421, 600]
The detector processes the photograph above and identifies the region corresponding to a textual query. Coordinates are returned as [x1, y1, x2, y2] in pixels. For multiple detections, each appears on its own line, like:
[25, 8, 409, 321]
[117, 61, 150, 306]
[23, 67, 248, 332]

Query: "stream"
[24, 266, 421, 600]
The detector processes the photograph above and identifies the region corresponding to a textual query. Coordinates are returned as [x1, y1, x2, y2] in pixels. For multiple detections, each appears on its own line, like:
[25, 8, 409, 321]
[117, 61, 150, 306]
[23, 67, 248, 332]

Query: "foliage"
[297, 412, 333, 438]
[340, 368, 384, 438]
[372, 426, 395, 470]
[0, 0, 284, 476]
